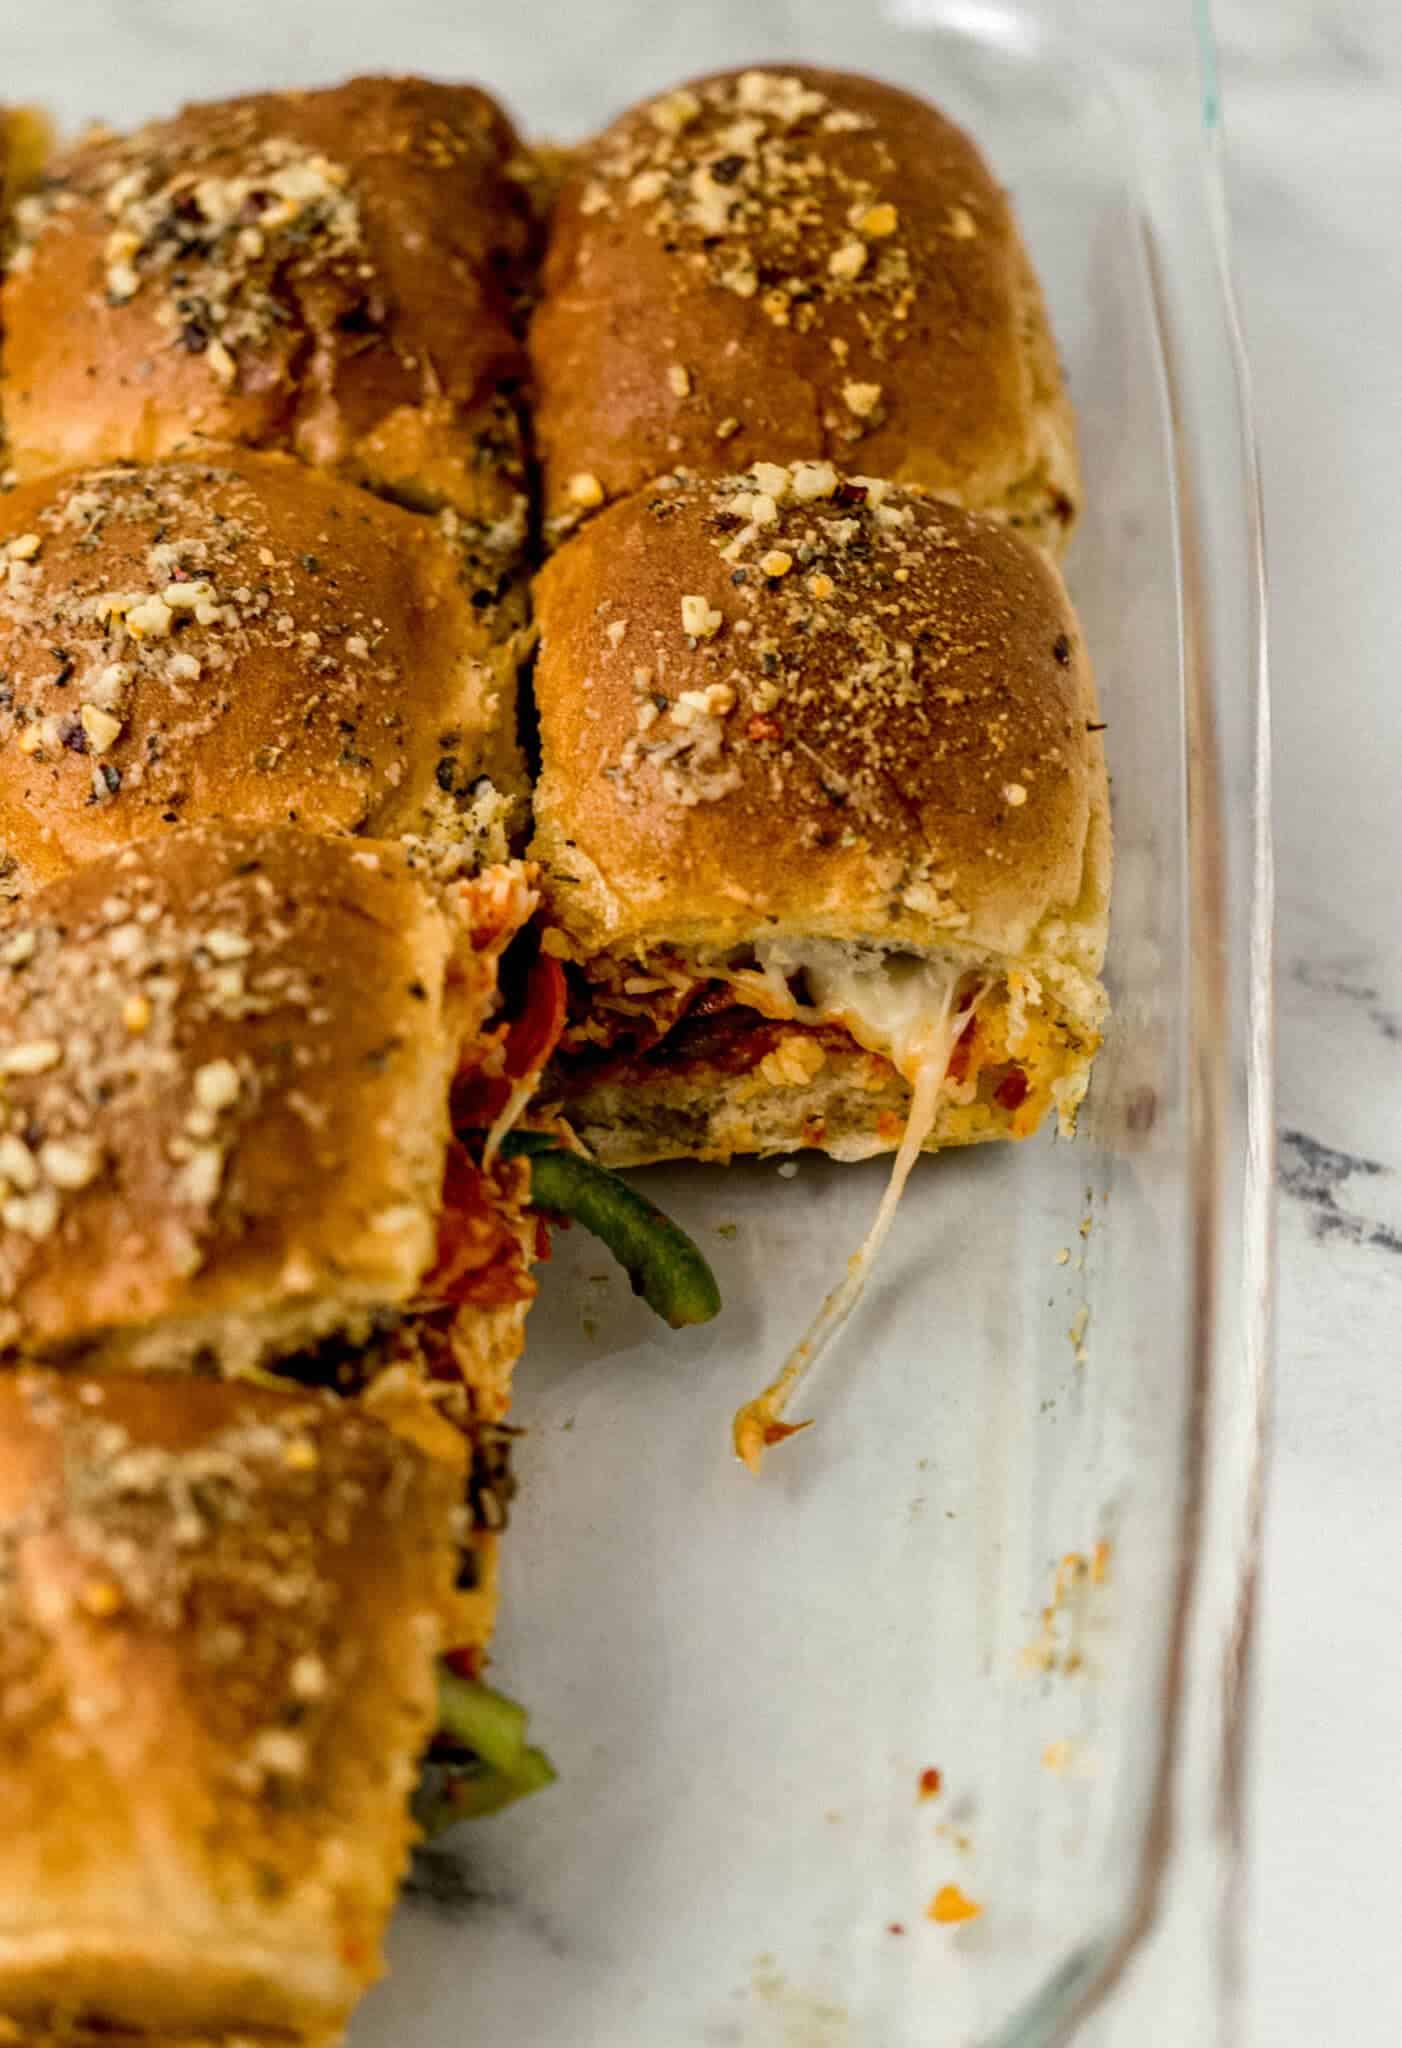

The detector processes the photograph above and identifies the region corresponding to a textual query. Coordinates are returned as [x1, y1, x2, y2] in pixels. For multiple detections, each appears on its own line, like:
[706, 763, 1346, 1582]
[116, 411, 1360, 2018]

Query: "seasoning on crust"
[529, 463, 1109, 1165]
[0, 822, 547, 1647]
[1, 75, 541, 555]
[0, 1367, 458, 2045]
[531, 66, 1079, 552]
[0, 453, 526, 899]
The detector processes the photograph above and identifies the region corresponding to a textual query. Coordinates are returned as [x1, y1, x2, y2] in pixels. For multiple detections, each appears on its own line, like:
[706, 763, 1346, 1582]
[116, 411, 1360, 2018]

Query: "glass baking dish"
[5, 3, 1273, 2041]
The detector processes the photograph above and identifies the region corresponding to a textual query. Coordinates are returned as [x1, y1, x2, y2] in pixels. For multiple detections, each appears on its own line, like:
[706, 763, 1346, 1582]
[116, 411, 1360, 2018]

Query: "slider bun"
[0, 453, 524, 897]
[530, 467, 1108, 1015]
[0, 823, 527, 1369]
[532, 65, 1078, 551]
[2, 76, 539, 531]
[0, 1367, 457, 2043]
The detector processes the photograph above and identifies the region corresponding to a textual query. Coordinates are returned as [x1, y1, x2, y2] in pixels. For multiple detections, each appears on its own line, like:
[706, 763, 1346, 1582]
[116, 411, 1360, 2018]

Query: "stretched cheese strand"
[733, 972, 979, 1473]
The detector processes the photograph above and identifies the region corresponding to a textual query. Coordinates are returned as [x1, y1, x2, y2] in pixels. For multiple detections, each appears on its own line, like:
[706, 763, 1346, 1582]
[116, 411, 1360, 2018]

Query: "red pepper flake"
[747, 713, 784, 742]
[762, 1417, 813, 1448]
[994, 1067, 1029, 1111]
[444, 1644, 481, 1680]
[918, 1767, 942, 1801]
[927, 1884, 982, 1925]
[888, 1921, 906, 1936]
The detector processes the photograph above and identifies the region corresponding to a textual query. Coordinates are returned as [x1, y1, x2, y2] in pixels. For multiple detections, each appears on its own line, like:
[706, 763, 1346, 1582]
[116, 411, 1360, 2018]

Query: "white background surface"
[5, 0, 1399, 2039]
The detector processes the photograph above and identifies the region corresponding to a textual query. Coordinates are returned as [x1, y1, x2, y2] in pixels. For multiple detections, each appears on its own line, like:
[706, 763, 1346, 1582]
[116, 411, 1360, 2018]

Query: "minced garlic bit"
[568, 471, 605, 509]
[177, 1143, 226, 1209]
[5, 533, 41, 562]
[674, 682, 736, 723]
[648, 88, 702, 136]
[125, 594, 173, 640]
[193, 1057, 241, 1114]
[827, 239, 868, 281]
[79, 704, 124, 754]
[843, 379, 883, 420]
[0, 1038, 61, 1076]
[1002, 782, 1028, 807]
[751, 462, 791, 500]
[680, 594, 724, 639]
[38, 1137, 100, 1190]
[290, 1651, 328, 1699]
[2, 1186, 60, 1238]
[790, 460, 839, 501]
[714, 416, 741, 440]
[944, 204, 978, 239]
[0, 1135, 37, 1189]
[759, 549, 794, 578]
[251, 1728, 309, 1779]
[667, 363, 692, 398]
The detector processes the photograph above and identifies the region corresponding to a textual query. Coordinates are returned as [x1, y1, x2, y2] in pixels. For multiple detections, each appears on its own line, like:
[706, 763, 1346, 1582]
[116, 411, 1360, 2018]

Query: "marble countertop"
[1216, 4, 1402, 2042]
[5, 1, 1398, 2039]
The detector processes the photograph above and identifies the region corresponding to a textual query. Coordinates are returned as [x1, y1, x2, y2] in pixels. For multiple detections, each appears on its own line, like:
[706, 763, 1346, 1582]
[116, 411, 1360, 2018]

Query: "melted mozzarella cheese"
[751, 938, 972, 1085]
[732, 963, 984, 1473]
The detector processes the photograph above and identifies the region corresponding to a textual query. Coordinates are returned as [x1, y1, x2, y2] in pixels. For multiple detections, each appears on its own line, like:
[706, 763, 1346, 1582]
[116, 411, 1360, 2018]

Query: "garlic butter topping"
[0, 459, 518, 896]
[596, 464, 1070, 896]
[16, 134, 362, 391]
[584, 68, 914, 360]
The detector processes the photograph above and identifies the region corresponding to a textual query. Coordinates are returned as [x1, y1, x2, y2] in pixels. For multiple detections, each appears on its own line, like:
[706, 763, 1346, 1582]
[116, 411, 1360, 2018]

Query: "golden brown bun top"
[0, 823, 536, 1363]
[0, 452, 524, 896]
[531, 66, 1078, 548]
[0, 1367, 456, 2038]
[2, 76, 540, 526]
[530, 464, 1107, 976]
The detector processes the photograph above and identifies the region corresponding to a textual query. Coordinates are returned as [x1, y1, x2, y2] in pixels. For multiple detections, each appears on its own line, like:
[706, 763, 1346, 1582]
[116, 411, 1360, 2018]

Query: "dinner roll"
[0, 822, 536, 1380]
[532, 66, 1078, 552]
[0, 453, 525, 897]
[1, 76, 541, 549]
[530, 464, 1108, 1163]
[532, 464, 1106, 980]
[0, 1368, 457, 2044]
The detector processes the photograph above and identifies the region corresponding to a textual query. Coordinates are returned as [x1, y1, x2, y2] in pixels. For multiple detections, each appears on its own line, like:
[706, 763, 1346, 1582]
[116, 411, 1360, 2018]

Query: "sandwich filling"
[549, 936, 1099, 1469]
[270, 863, 550, 1644]
[551, 937, 1097, 1151]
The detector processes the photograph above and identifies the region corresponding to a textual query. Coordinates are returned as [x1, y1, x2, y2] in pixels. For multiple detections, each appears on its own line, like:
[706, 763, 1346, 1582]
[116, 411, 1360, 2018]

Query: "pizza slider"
[0, 821, 548, 1641]
[529, 465, 1108, 1455]
[1, 74, 542, 565]
[0, 1366, 459, 2045]
[0, 452, 525, 901]
[532, 66, 1078, 553]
